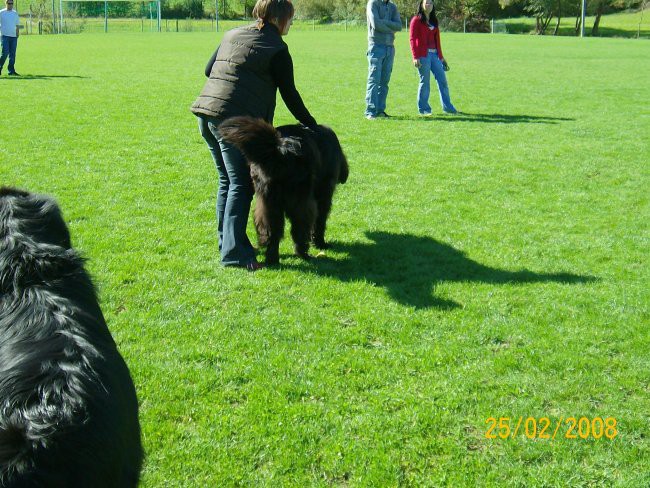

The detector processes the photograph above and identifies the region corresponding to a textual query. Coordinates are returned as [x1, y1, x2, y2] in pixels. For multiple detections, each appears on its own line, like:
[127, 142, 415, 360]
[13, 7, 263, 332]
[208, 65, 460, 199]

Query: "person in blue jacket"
[365, 0, 402, 120]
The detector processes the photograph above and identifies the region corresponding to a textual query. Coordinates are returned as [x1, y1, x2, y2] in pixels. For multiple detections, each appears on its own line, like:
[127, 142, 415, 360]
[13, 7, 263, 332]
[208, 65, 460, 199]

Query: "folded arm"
[367, 3, 397, 33]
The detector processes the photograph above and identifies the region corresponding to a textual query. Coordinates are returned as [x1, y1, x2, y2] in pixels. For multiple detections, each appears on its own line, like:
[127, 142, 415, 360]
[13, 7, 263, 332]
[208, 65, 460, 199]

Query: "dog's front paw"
[313, 240, 330, 250]
[295, 250, 311, 261]
[258, 235, 270, 247]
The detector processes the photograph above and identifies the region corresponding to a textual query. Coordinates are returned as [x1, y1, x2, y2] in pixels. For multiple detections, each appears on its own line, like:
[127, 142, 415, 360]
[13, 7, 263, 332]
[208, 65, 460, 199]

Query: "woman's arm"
[409, 17, 419, 59]
[270, 49, 317, 128]
[204, 46, 219, 77]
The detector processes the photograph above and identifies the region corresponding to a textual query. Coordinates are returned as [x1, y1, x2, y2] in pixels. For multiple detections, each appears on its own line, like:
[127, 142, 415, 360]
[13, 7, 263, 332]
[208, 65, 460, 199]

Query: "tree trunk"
[574, 14, 581, 35]
[592, 2, 605, 36]
[553, 0, 562, 35]
[540, 14, 552, 34]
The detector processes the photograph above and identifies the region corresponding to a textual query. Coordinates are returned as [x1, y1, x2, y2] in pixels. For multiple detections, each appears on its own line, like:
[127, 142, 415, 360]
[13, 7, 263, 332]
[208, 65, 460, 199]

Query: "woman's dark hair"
[253, 0, 295, 30]
[416, 0, 438, 27]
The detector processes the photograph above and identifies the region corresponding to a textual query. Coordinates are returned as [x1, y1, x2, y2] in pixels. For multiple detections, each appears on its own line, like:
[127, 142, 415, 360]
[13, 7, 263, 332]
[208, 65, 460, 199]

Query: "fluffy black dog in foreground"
[0, 188, 143, 487]
[219, 116, 349, 265]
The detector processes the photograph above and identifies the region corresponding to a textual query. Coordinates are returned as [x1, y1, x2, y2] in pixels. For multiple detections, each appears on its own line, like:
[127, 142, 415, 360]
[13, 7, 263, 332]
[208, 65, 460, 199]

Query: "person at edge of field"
[409, 0, 458, 115]
[365, 0, 402, 120]
[0, 0, 20, 76]
[191, 0, 317, 272]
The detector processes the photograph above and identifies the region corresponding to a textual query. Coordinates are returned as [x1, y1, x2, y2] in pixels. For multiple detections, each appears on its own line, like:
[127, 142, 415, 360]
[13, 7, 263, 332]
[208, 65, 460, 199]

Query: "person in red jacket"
[409, 0, 457, 115]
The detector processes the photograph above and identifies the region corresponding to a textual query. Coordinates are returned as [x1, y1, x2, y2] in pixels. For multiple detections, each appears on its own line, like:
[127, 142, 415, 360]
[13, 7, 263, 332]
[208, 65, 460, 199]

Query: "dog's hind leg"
[287, 199, 317, 260]
[255, 197, 284, 265]
[313, 185, 335, 250]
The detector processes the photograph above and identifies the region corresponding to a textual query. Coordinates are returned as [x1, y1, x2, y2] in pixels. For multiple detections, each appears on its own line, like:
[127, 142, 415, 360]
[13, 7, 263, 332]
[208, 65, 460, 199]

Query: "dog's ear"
[279, 137, 302, 157]
[0, 189, 72, 250]
[0, 243, 82, 293]
[0, 187, 31, 198]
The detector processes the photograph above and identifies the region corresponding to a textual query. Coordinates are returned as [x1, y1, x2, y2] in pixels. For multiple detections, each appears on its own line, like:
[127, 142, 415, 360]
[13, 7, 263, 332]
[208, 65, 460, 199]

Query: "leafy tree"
[185, 0, 204, 17]
[524, 0, 556, 33]
[332, 0, 365, 21]
[294, 0, 336, 20]
[589, 0, 618, 35]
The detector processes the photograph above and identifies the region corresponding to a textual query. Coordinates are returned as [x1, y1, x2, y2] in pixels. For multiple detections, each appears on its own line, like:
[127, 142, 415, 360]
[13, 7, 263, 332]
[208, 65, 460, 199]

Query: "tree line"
[47, 0, 644, 35]
[294, 0, 645, 34]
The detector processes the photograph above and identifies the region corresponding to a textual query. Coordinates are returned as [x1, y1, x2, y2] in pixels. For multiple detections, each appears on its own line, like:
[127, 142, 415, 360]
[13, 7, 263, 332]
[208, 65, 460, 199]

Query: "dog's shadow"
[289, 231, 596, 310]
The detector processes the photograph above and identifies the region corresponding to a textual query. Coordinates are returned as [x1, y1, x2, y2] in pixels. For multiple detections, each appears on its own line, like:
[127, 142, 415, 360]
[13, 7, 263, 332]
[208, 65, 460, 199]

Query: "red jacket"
[409, 16, 444, 60]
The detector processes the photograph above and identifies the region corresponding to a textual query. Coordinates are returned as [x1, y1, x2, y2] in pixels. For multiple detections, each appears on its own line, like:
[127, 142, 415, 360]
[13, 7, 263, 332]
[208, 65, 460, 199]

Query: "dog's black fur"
[218, 116, 349, 265]
[0, 187, 143, 488]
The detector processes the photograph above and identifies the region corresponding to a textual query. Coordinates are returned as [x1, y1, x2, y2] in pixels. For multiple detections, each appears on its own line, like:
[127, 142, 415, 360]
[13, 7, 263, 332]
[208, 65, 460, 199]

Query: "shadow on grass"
[289, 231, 596, 310]
[0, 74, 88, 80]
[390, 113, 574, 124]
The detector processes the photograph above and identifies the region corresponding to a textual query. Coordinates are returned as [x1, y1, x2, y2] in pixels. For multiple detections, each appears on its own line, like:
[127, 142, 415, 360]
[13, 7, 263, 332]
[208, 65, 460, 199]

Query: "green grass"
[2, 31, 649, 486]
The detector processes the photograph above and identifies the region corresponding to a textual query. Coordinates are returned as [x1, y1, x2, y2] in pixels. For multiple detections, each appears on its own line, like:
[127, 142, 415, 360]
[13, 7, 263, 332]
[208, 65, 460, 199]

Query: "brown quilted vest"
[191, 23, 286, 123]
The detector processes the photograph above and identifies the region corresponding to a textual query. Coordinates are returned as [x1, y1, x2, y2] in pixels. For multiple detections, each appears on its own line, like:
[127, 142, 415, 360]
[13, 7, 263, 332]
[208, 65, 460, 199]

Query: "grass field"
[1, 30, 649, 486]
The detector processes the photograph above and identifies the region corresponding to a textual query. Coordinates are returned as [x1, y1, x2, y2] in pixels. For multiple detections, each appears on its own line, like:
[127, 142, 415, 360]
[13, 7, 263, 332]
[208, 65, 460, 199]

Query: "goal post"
[59, 0, 161, 33]
[490, 19, 508, 34]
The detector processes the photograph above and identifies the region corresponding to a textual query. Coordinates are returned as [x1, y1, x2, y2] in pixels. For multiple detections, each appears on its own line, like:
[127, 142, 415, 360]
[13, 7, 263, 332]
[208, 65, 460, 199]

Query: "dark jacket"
[191, 23, 286, 123]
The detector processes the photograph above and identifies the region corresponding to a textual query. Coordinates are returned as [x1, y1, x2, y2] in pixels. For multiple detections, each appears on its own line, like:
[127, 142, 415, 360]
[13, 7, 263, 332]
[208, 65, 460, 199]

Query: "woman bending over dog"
[191, 0, 317, 271]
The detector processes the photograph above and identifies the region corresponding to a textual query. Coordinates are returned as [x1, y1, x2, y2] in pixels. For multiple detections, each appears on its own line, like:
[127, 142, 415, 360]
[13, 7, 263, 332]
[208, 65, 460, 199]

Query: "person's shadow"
[290, 231, 596, 310]
[0, 75, 88, 80]
[390, 113, 573, 124]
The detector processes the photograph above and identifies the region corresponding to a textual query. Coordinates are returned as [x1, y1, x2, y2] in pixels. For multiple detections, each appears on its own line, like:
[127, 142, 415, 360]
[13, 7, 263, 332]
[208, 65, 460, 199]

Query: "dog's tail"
[218, 116, 281, 164]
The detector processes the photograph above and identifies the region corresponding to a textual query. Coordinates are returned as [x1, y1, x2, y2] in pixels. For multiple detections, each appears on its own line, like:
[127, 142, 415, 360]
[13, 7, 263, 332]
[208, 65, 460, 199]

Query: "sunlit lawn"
[1, 30, 649, 486]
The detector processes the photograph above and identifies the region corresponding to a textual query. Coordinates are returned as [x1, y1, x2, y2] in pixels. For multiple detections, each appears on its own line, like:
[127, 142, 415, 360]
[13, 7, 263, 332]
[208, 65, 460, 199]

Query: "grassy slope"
[504, 7, 650, 38]
[1, 32, 649, 486]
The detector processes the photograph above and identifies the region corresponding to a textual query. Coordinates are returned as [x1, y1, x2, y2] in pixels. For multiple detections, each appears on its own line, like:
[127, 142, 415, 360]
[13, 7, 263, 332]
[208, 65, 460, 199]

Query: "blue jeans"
[0, 36, 18, 73]
[365, 43, 394, 117]
[197, 117, 256, 266]
[417, 51, 456, 114]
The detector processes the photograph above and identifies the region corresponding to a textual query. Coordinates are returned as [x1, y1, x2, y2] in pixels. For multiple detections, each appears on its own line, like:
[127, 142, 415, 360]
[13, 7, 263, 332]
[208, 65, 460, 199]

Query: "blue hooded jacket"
[366, 0, 402, 46]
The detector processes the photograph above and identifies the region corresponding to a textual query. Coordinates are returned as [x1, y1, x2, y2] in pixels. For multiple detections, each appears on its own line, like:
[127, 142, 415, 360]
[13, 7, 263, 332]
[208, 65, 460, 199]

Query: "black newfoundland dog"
[219, 117, 349, 265]
[0, 188, 143, 487]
